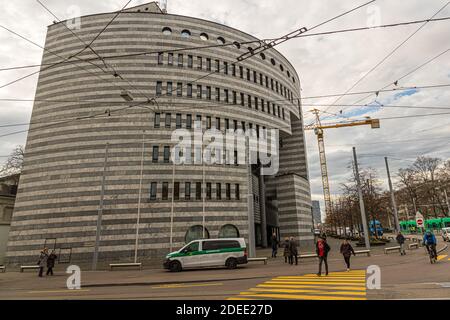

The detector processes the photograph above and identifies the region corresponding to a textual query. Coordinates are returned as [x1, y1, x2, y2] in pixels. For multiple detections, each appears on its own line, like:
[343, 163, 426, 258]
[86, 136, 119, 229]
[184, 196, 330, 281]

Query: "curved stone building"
[6, 2, 313, 265]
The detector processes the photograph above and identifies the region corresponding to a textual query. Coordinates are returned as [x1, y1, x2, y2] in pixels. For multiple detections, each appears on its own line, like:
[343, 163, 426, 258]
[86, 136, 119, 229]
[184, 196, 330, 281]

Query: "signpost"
[415, 212, 424, 234]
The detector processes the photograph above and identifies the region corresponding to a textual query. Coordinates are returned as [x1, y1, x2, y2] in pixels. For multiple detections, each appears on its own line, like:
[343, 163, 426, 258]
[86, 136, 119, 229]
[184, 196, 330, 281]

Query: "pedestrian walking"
[37, 248, 48, 277]
[340, 239, 355, 271]
[316, 235, 330, 276]
[271, 233, 279, 258]
[396, 232, 406, 256]
[283, 237, 290, 263]
[46, 250, 58, 276]
[289, 237, 298, 265]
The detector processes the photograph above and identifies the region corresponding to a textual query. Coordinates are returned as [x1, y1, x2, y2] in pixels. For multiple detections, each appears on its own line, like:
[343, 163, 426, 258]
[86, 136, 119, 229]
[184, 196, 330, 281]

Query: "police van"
[163, 238, 248, 272]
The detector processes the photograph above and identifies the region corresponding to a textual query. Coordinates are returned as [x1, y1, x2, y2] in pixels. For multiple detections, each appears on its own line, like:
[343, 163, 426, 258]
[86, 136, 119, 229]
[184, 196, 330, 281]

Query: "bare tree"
[0, 145, 24, 179]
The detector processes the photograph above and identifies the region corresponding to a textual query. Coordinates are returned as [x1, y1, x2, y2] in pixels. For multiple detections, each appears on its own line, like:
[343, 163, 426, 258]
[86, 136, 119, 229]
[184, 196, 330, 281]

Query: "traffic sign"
[415, 212, 424, 228]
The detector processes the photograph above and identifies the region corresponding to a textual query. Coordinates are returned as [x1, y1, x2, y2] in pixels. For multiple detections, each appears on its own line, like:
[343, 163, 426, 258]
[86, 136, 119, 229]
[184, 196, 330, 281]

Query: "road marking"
[230, 270, 367, 300]
[152, 282, 223, 289]
[27, 289, 90, 294]
[437, 255, 447, 261]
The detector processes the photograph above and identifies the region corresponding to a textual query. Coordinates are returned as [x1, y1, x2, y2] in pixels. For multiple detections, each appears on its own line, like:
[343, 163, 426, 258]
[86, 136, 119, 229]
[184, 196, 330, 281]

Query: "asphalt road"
[0, 239, 448, 300]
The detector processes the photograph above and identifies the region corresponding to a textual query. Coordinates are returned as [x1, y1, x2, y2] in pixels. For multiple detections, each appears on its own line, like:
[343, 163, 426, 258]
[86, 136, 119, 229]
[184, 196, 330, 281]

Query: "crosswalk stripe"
[229, 270, 367, 300]
[437, 255, 448, 261]
[237, 293, 367, 301]
[265, 281, 365, 286]
[247, 288, 366, 296]
[258, 284, 366, 291]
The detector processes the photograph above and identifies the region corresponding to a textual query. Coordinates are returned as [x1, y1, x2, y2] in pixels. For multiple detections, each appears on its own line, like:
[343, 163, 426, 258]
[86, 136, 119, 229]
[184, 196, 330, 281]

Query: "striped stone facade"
[6, 2, 313, 265]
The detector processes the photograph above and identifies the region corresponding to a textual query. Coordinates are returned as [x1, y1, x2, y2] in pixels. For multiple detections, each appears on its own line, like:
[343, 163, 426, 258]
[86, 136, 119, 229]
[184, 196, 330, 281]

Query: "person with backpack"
[423, 230, 437, 259]
[396, 232, 406, 256]
[289, 237, 298, 265]
[271, 233, 279, 258]
[340, 239, 355, 271]
[283, 237, 291, 263]
[316, 235, 330, 276]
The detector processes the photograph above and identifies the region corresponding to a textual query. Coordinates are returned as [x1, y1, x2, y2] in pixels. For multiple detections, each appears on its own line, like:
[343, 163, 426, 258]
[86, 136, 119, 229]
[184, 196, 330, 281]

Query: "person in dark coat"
[289, 237, 298, 265]
[316, 235, 330, 276]
[340, 239, 355, 271]
[271, 233, 279, 258]
[46, 250, 58, 276]
[283, 238, 290, 263]
[396, 232, 406, 255]
[37, 248, 48, 277]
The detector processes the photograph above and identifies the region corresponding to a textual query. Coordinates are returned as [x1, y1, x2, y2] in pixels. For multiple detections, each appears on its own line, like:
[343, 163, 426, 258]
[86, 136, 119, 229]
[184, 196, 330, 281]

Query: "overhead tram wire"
[321, 1, 450, 114]
[0, 1, 377, 139]
[35, 0, 156, 107]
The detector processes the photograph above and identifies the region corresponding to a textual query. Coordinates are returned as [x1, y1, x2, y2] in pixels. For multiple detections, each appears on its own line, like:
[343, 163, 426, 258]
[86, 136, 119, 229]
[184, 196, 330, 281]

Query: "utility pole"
[134, 131, 145, 263]
[353, 147, 370, 251]
[444, 189, 450, 217]
[92, 143, 109, 271]
[385, 157, 400, 232]
[247, 164, 256, 258]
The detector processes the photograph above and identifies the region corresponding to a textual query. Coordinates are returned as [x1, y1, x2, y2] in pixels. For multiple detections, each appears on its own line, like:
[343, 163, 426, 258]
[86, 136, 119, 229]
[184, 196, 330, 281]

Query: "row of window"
[155, 82, 287, 120]
[157, 52, 296, 103]
[149, 182, 241, 201]
[160, 27, 296, 84]
[154, 113, 272, 139]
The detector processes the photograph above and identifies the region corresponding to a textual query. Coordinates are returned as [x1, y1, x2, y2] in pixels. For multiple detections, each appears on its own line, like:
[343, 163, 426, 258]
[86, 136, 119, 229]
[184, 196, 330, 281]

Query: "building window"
[239, 66, 243, 78]
[206, 183, 212, 200]
[215, 88, 220, 101]
[162, 27, 172, 35]
[206, 86, 211, 100]
[255, 97, 259, 110]
[197, 85, 202, 99]
[178, 54, 183, 67]
[174, 182, 180, 200]
[282, 108, 285, 120]
[241, 121, 246, 131]
[215, 59, 220, 72]
[196, 115, 202, 129]
[234, 151, 238, 165]
[154, 113, 160, 128]
[217, 36, 225, 44]
[226, 183, 231, 200]
[162, 182, 169, 200]
[187, 84, 193, 98]
[156, 81, 162, 96]
[240, 93, 245, 106]
[167, 82, 173, 96]
[265, 76, 269, 88]
[196, 182, 202, 200]
[253, 71, 257, 83]
[224, 61, 228, 75]
[152, 146, 159, 163]
[165, 113, 171, 128]
[232, 91, 237, 104]
[163, 146, 170, 163]
[260, 73, 263, 85]
[225, 119, 230, 130]
[176, 114, 182, 129]
[271, 79, 274, 90]
[216, 183, 221, 200]
[181, 29, 191, 38]
[215, 117, 221, 130]
[158, 52, 163, 65]
[261, 99, 265, 112]
[248, 95, 252, 108]
[177, 82, 182, 97]
[186, 114, 192, 129]
[197, 56, 202, 70]
[278, 105, 281, 117]
[206, 58, 211, 71]
[185, 225, 210, 243]
[235, 184, 240, 200]
[185, 182, 191, 200]
[219, 224, 239, 238]
[224, 89, 229, 103]
[272, 104, 276, 115]
[150, 182, 157, 200]
[168, 53, 173, 66]
[233, 120, 238, 131]
[188, 55, 193, 68]
[200, 33, 209, 41]
[232, 64, 236, 76]
[246, 68, 251, 81]
[206, 116, 212, 129]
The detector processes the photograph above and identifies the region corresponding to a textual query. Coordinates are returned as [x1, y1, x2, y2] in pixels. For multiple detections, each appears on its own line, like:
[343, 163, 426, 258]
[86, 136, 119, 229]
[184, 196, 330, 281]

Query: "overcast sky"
[1, 0, 449, 219]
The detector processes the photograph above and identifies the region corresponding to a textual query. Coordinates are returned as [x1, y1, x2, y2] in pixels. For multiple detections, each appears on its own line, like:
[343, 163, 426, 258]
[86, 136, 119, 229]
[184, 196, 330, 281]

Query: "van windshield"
[181, 241, 199, 253]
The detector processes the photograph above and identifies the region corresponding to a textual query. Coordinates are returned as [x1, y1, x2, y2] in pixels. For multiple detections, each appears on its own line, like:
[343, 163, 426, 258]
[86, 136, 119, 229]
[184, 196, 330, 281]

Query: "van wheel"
[226, 258, 237, 270]
[169, 261, 182, 272]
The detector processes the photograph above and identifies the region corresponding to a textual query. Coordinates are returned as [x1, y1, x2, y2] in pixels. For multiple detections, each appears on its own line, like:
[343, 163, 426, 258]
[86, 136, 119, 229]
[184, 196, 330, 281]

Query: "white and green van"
[163, 238, 248, 272]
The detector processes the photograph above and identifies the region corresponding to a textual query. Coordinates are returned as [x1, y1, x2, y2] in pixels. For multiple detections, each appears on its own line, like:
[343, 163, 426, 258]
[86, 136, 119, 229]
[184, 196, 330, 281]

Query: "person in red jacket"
[316, 235, 330, 276]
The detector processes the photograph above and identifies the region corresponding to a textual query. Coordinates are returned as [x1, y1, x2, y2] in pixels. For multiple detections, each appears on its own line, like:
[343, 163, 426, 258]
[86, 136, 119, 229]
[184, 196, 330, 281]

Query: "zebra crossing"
[229, 270, 367, 300]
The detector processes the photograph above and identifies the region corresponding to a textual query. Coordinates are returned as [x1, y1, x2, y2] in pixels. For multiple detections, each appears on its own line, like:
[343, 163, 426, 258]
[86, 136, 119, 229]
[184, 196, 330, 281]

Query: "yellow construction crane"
[304, 109, 380, 220]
